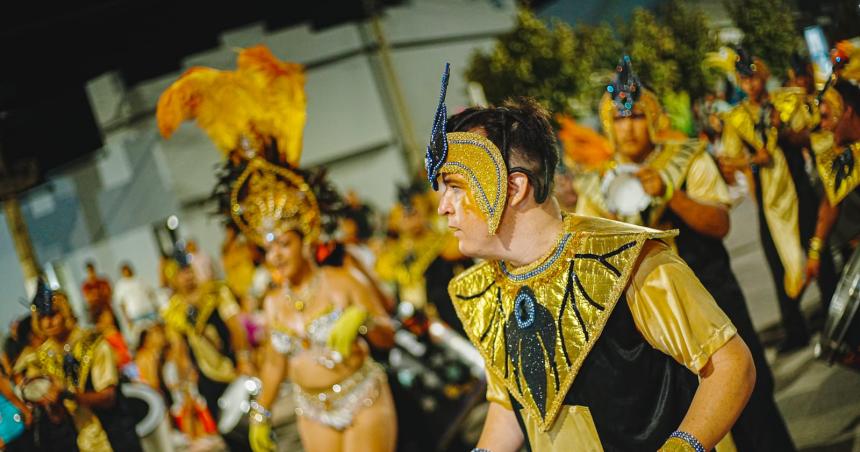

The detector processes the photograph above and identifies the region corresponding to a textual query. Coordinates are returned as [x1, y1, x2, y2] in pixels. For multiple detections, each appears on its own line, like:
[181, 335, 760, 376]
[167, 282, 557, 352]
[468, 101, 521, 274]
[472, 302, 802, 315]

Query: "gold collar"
[449, 214, 675, 431]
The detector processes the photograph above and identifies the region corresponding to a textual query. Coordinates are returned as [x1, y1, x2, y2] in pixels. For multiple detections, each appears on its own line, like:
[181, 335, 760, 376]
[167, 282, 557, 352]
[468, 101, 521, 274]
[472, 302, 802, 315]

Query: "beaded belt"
[292, 359, 385, 430]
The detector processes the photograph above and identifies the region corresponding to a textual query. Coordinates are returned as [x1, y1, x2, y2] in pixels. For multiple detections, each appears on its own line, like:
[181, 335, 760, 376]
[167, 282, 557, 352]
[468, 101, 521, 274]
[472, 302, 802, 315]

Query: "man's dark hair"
[835, 79, 860, 113]
[446, 97, 559, 203]
[85, 260, 95, 271]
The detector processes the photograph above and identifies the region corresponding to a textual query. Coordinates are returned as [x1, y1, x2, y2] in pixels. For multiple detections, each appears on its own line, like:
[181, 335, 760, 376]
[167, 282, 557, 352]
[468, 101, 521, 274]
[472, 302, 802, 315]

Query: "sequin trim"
[500, 233, 573, 282]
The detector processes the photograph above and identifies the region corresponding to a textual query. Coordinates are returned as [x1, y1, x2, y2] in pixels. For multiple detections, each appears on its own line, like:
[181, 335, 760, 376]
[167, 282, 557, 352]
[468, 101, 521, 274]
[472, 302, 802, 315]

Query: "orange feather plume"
[556, 114, 612, 171]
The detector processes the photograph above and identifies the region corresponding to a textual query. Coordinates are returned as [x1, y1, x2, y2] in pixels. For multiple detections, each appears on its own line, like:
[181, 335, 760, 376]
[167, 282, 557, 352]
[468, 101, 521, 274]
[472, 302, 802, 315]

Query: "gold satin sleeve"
[720, 122, 745, 160]
[685, 153, 731, 207]
[626, 241, 737, 373]
[217, 284, 241, 320]
[485, 369, 512, 410]
[90, 340, 119, 392]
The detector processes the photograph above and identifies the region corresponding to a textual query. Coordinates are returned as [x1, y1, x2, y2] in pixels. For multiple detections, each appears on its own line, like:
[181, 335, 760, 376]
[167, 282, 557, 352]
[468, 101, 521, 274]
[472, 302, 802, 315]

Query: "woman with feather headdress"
[157, 45, 397, 452]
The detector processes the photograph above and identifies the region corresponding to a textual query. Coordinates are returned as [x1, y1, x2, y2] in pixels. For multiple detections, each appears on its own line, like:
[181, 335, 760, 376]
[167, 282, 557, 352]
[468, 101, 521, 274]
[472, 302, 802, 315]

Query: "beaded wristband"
[471, 449, 493, 452]
[669, 430, 706, 452]
[249, 400, 272, 424]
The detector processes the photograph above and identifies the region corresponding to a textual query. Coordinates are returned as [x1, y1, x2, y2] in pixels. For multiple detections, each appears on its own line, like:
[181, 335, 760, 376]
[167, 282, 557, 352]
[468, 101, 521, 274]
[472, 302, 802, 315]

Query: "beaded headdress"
[599, 56, 666, 146]
[425, 63, 508, 235]
[157, 46, 322, 246]
[230, 158, 320, 246]
[30, 278, 76, 336]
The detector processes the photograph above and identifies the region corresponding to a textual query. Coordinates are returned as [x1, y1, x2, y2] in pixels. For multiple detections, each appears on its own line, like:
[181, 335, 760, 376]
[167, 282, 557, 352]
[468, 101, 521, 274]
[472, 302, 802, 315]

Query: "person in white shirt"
[114, 262, 159, 346]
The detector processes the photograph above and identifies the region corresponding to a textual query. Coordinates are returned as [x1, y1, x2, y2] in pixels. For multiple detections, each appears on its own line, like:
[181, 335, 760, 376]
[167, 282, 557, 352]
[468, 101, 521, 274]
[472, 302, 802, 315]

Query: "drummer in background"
[573, 55, 795, 451]
[807, 42, 860, 270]
[13, 279, 143, 452]
[161, 245, 254, 450]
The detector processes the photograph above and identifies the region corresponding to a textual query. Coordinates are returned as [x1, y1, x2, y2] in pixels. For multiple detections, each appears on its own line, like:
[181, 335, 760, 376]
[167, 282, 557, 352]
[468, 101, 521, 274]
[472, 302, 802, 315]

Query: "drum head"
[21, 376, 52, 403]
[218, 376, 261, 434]
[121, 382, 166, 437]
[820, 247, 860, 362]
[601, 164, 651, 217]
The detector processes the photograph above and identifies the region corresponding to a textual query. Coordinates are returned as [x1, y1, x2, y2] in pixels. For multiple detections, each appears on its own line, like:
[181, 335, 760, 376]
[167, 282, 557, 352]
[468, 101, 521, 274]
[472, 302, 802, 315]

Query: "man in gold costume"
[161, 246, 254, 449]
[376, 181, 471, 335]
[809, 42, 860, 249]
[14, 280, 143, 452]
[575, 56, 794, 450]
[718, 48, 837, 352]
[425, 64, 755, 451]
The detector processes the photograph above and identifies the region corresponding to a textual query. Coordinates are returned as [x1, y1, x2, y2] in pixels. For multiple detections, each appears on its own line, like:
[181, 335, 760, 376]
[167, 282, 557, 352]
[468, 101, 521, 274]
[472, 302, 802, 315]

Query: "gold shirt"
[574, 140, 729, 226]
[721, 95, 806, 298]
[162, 281, 240, 382]
[453, 216, 736, 449]
[14, 327, 118, 451]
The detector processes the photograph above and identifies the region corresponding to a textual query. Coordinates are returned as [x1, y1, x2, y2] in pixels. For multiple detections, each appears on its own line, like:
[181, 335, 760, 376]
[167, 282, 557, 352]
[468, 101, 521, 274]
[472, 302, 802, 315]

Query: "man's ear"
[507, 172, 531, 207]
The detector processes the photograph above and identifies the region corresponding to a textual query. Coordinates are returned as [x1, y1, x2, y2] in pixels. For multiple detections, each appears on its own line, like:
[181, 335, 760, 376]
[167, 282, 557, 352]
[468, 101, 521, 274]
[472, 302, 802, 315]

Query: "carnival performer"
[574, 56, 794, 451]
[14, 280, 142, 452]
[376, 180, 471, 335]
[425, 64, 755, 451]
[160, 246, 254, 449]
[802, 42, 860, 280]
[716, 48, 834, 352]
[156, 45, 397, 452]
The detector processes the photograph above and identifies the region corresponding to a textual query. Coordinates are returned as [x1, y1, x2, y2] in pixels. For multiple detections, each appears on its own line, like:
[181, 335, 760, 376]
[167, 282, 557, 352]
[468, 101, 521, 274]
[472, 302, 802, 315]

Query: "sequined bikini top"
[271, 307, 343, 362]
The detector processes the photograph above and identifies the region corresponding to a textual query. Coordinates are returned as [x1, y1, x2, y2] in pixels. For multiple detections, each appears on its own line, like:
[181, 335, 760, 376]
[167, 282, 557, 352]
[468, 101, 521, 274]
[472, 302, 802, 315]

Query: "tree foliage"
[466, 4, 723, 121]
[724, 0, 799, 76]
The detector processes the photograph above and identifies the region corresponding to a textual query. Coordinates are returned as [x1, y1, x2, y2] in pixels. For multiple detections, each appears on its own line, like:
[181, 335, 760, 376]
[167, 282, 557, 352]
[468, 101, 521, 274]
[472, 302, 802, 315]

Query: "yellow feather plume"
[156, 45, 307, 165]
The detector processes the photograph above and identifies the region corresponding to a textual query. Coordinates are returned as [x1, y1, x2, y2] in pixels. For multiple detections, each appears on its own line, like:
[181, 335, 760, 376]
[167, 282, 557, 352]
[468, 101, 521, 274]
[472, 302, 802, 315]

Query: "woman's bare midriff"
[287, 340, 371, 391]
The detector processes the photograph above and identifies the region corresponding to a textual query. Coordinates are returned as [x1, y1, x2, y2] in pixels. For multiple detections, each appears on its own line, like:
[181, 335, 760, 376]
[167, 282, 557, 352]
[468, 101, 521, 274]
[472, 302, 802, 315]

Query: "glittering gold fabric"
[163, 282, 239, 383]
[230, 158, 320, 246]
[721, 100, 805, 298]
[478, 235, 737, 446]
[659, 437, 698, 452]
[812, 133, 860, 205]
[449, 214, 675, 432]
[440, 132, 508, 235]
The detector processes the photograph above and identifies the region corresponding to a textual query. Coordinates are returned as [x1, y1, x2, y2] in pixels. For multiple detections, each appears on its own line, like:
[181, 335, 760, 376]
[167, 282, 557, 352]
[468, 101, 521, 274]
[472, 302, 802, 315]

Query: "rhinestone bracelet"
[249, 400, 272, 424]
[669, 430, 706, 452]
[471, 449, 493, 452]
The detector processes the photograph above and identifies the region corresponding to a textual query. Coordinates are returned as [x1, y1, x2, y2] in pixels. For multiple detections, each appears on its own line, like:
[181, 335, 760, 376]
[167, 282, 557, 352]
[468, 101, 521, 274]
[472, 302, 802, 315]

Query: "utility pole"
[360, 0, 423, 175]
[0, 124, 41, 295]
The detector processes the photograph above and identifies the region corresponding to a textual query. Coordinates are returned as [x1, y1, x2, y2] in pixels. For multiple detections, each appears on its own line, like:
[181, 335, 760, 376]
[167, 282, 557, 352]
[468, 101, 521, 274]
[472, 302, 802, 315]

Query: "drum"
[122, 382, 167, 437]
[816, 247, 860, 371]
[217, 375, 261, 434]
[21, 376, 53, 403]
[601, 163, 651, 217]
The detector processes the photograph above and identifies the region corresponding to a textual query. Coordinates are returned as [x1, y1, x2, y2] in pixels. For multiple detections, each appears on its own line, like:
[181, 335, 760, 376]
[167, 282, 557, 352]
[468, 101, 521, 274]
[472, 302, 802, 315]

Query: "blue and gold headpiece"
[599, 56, 665, 146]
[606, 55, 642, 117]
[425, 63, 509, 235]
[30, 278, 55, 316]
